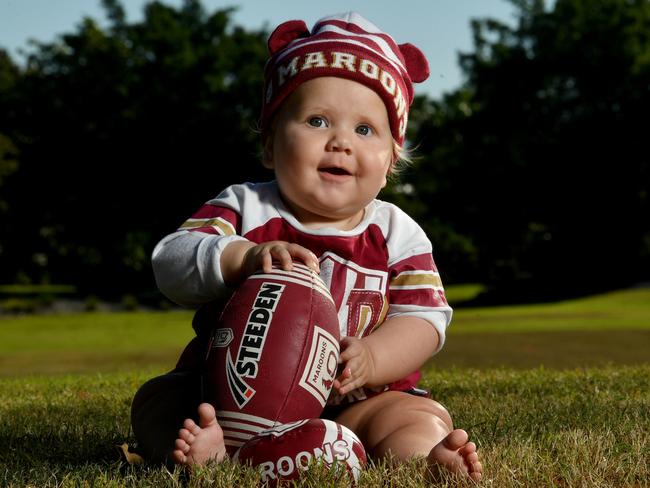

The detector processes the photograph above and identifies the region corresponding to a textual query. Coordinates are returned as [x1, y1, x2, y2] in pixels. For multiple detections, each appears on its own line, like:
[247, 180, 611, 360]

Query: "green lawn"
[0, 287, 648, 376]
[1, 366, 647, 487]
[0, 310, 194, 376]
[434, 287, 650, 369]
[451, 287, 650, 333]
[0, 287, 648, 486]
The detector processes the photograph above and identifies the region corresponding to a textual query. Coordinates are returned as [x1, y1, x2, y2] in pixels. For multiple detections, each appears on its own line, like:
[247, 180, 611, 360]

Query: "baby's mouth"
[319, 167, 351, 176]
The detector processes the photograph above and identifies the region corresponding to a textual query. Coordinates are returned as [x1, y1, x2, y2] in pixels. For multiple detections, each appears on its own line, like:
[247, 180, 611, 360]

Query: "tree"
[0, 0, 270, 296]
[406, 0, 650, 299]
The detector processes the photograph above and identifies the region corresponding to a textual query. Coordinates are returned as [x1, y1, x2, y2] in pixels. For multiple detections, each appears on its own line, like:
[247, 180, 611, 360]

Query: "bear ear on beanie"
[268, 20, 310, 55]
[399, 43, 430, 83]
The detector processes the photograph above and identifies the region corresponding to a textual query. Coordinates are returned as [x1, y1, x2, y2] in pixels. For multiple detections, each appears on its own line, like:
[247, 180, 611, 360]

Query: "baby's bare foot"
[427, 429, 482, 482]
[172, 403, 227, 466]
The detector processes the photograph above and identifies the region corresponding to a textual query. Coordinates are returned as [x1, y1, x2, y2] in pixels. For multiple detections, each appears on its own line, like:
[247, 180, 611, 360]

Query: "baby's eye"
[356, 124, 373, 136]
[308, 116, 328, 128]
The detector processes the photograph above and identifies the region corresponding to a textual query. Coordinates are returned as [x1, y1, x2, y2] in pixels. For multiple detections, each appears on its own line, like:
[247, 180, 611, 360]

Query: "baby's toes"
[178, 428, 195, 444]
[172, 448, 187, 464]
[469, 457, 483, 479]
[460, 441, 481, 479]
[175, 437, 191, 453]
[466, 451, 479, 466]
[183, 418, 201, 436]
[469, 461, 483, 481]
[460, 441, 477, 455]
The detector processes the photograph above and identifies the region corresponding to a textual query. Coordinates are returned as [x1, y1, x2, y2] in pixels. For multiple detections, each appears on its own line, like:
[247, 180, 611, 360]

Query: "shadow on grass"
[432, 329, 650, 369]
[0, 349, 179, 378]
[3, 403, 133, 468]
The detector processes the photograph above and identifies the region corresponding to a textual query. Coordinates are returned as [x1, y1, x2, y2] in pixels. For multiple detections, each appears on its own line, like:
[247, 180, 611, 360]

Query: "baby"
[134, 11, 482, 482]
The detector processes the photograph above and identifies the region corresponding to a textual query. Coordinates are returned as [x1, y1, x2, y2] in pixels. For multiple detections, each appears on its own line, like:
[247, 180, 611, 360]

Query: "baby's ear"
[268, 20, 310, 55]
[399, 43, 430, 83]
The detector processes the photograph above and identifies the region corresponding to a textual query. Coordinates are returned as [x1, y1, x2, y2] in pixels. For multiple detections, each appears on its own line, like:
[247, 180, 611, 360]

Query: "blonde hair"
[389, 140, 415, 179]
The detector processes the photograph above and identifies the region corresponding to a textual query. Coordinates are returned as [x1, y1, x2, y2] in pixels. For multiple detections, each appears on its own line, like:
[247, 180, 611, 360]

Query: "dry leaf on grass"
[116, 442, 144, 464]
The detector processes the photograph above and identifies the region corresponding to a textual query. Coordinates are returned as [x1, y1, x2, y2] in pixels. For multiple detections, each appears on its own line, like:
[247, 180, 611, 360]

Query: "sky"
[0, 0, 521, 99]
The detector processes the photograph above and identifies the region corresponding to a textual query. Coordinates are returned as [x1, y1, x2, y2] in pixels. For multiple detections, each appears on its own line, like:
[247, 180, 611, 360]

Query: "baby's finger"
[261, 252, 273, 273]
[339, 348, 358, 364]
[333, 365, 351, 392]
[339, 340, 360, 363]
[271, 246, 293, 271]
[338, 374, 365, 395]
[338, 366, 352, 381]
[309, 252, 320, 272]
[288, 244, 320, 272]
[337, 365, 360, 388]
[304, 251, 321, 273]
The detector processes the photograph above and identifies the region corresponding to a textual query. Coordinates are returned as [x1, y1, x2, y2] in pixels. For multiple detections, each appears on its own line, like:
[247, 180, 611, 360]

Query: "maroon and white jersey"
[153, 181, 452, 405]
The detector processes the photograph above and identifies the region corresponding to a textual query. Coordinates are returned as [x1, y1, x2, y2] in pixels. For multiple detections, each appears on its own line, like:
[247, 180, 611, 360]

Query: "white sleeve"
[151, 183, 280, 308]
[152, 231, 247, 308]
[375, 200, 453, 355]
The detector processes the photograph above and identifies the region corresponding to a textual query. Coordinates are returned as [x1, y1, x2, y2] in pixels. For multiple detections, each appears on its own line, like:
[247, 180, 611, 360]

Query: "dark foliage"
[0, 0, 648, 302]
[402, 0, 650, 299]
[0, 0, 269, 297]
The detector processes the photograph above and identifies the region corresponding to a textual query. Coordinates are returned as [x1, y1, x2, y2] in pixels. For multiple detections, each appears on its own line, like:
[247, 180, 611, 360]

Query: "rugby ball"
[234, 418, 366, 484]
[204, 263, 340, 454]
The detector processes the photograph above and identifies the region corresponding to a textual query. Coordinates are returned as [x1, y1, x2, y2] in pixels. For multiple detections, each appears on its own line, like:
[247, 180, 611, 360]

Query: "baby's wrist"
[221, 239, 256, 286]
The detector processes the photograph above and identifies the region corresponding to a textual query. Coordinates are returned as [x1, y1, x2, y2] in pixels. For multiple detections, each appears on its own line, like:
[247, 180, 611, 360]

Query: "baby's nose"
[326, 132, 352, 153]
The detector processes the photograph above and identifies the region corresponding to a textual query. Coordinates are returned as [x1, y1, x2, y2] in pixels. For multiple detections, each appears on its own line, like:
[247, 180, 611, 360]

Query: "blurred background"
[0, 0, 648, 310]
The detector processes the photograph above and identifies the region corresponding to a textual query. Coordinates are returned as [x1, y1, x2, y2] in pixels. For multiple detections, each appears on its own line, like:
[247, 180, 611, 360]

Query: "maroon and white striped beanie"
[261, 12, 430, 147]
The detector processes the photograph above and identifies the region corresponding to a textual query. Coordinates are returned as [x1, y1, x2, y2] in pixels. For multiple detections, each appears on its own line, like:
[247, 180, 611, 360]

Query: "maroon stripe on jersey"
[390, 287, 449, 308]
[244, 219, 389, 268]
[389, 253, 448, 307]
[244, 219, 391, 314]
[435, 288, 449, 307]
[389, 252, 439, 277]
[189, 204, 241, 234]
[187, 226, 219, 235]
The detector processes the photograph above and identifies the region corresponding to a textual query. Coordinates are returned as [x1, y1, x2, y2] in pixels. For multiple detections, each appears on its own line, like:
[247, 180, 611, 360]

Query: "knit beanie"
[261, 12, 430, 147]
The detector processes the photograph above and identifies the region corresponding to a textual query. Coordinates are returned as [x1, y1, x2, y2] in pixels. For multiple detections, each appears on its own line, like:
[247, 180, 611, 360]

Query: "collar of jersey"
[271, 180, 377, 236]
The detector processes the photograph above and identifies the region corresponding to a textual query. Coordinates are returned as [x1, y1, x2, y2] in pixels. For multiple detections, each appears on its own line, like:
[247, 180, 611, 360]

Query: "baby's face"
[265, 77, 393, 230]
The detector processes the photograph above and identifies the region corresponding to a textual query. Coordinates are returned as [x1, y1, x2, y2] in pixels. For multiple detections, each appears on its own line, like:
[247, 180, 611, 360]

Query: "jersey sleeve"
[151, 185, 249, 308]
[383, 205, 453, 354]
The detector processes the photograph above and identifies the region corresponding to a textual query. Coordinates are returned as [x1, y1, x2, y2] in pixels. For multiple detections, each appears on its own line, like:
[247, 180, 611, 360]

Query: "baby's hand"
[333, 336, 376, 396]
[242, 241, 320, 276]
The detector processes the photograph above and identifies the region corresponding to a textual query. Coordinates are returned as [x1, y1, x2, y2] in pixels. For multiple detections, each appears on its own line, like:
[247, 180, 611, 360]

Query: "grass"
[450, 287, 650, 333]
[0, 366, 648, 487]
[0, 284, 77, 295]
[1, 287, 648, 376]
[0, 311, 195, 376]
[0, 286, 648, 486]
